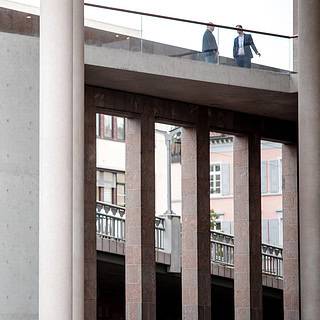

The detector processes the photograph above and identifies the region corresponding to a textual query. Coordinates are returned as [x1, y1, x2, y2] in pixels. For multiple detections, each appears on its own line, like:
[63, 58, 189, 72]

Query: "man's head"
[207, 22, 215, 32]
[236, 25, 244, 35]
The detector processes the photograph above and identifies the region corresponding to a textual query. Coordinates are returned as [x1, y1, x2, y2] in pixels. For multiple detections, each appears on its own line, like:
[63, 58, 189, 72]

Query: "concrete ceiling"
[85, 65, 297, 121]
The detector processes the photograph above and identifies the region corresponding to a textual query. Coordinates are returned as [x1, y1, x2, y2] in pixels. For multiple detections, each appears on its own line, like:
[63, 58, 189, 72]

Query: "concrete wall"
[0, 32, 39, 319]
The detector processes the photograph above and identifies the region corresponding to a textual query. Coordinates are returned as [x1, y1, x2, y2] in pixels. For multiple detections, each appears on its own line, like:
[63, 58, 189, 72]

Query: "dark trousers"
[235, 55, 252, 68]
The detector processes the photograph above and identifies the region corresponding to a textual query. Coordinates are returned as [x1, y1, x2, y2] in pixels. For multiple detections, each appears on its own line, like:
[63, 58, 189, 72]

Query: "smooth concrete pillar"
[234, 135, 262, 320]
[282, 145, 299, 320]
[73, 1, 85, 319]
[125, 110, 156, 320]
[181, 109, 211, 320]
[84, 87, 97, 320]
[298, 0, 320, 318]
[39, 0, 73, 318]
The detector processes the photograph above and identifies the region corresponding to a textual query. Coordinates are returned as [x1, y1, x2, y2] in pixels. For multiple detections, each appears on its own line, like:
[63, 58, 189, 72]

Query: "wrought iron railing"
[96, 201, 165, 250]
[96, 202, 283, 277]
[211, 231, 234, 267]
[261, 243, 283, 277]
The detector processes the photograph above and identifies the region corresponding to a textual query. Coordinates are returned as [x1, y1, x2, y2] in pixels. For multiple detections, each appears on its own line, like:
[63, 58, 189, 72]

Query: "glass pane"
[116, 117, 125, 140]
[117, 184, 126, 207]
[103, 115, 112, 138]
[96, 114, 100, 137]
[117, 172, 125, 184]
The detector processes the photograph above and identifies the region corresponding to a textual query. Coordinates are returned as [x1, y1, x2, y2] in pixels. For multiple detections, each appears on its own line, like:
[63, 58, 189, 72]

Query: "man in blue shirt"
[202, 22, 219, 64]
[233, 25, 261, 68]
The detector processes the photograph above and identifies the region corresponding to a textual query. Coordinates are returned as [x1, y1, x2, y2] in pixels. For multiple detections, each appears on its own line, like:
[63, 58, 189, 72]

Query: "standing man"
[233, 25, 261, 68]
[202, 22, 219, 64]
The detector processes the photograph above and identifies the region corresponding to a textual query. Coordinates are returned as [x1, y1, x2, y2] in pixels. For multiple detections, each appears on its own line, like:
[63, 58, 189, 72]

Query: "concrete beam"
[89, 86, 297, 144]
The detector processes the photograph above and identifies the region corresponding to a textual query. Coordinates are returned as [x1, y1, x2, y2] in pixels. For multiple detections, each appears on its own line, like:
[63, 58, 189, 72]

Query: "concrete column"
[181, 109, 211, 320]
[73, 1, 84, 319]
[234, 135, 262, 320]
[298, 0, 320, 317]
[125, 110, 156, 320]
[84, 87, 97, 320]
[282, 145, 299, 320]
[39, 0, 73, 319]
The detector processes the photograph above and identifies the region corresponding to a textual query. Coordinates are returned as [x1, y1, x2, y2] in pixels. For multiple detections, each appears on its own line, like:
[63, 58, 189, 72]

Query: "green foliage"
[210, 209, 219, 230]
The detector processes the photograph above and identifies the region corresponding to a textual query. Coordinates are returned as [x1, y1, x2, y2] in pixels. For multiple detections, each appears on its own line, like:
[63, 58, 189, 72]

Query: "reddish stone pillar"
[282, 144, 299, 320]
[84, 87, 97, 319]
[234, 135, 262, 320]
[125, 110, 156, 320]
[181, 109, 211, 320]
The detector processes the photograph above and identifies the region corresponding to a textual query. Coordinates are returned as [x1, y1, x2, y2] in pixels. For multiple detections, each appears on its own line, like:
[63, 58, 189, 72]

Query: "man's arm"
[249, 34, 260, 56]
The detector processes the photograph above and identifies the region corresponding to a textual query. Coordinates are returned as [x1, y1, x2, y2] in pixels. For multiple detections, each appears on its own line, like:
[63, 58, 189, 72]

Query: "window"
[171, 131, 181, 163]
[96, 114, 125, 141]
[115, 117, 125, 141]
[103, 115, 112, 138]
[96, 170, 126, 206]
[210, 163, 221, 195]
[261, 159, 282, 194]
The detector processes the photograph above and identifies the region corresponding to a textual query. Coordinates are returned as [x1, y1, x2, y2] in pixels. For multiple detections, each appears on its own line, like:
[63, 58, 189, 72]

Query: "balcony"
[96, 202, 283, 281]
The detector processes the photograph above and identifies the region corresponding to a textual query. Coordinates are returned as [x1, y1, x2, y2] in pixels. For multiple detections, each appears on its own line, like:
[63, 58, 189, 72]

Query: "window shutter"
[269, 160, 279, 193]
[221, 163, 230, 196]
[269, 219, 280, 246]
[221, 221, 231, 234]
[262, 219, 269, 243]
[279, 159, 283, 193]
[261, 160, 267, 194]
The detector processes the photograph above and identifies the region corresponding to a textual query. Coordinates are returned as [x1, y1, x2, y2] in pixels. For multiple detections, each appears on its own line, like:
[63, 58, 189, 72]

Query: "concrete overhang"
[85, 45, 298, 121]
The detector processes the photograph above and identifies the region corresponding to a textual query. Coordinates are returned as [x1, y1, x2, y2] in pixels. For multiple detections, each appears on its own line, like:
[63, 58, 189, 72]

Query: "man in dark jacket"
[233, 25, 261, 68]
[202, 22, 218, 64]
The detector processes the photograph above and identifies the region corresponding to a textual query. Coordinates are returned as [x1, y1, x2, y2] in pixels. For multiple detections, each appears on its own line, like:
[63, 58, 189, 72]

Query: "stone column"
[181, 109, 211, 320]
[84, 87, 97, 320]
[282, 144, 299, 320]
[298, 0, 320, 317]
[39, 0, 73, 318]
[125, 110, 156, 320]
[234, 135, 262, 320]
[73, 1, 85, 319]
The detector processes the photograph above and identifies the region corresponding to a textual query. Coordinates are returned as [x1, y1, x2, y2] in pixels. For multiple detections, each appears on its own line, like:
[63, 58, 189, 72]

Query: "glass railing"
[84, 4, 298, 74]
[0, 4, 297, 74]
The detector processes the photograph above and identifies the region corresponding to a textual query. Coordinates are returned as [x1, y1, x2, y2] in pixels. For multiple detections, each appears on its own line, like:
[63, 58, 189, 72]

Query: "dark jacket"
[233, 34, 258, 58]
[202, 29, 218, 53]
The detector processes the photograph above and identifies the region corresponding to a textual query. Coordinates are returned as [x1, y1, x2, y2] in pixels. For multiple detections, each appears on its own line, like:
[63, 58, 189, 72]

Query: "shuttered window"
[221, 163, 230, 196]
[261, 160, 267, 194]
[269, 160, 280, 193]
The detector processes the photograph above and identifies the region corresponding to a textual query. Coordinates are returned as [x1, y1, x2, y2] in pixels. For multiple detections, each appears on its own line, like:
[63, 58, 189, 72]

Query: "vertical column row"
[84, 88, 97, 320]
[282, 145, 299, 320]
[299, 0, 320, 318]
[234, 135, 262, 320]
[181, 110, 211, 320]
[125, 110, 156, 320]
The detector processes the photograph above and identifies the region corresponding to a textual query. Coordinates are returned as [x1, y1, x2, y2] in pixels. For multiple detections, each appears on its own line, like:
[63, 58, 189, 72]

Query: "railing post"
[234, 135, 262, 320]
[181, 108, 211, 320]
[165, 214, 181, 273]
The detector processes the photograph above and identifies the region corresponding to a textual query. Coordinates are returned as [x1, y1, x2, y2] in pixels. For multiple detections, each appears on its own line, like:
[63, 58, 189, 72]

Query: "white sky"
[6, 0, 294, 69]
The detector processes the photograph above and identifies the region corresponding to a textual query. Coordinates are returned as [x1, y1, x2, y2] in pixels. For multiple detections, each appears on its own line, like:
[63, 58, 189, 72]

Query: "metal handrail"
[84, 3, 298, 39]
[96, 203, 283, 277]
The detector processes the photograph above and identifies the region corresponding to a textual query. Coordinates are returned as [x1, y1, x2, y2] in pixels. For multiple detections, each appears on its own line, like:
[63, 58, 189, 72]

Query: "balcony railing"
[96, 201, 165, 250]
[96, 202, 283, 278]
